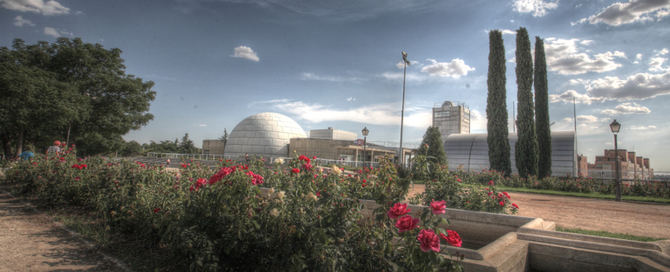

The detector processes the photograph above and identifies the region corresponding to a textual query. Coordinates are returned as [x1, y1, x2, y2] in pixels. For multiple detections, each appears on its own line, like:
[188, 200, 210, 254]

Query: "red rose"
[440, 230, 462, 247]
[417, 229, 440, 252]
[153, 208, 161, 214]
[291, 168, 300, 174]
[503, 192, 511, 199]
[488, 180, 495, 186]
[499, 201, 505, 206]
[456, 178, 462, 183]
[395, 215, 419, 233]
[512, 203, 519, 209]
[387, 203, 410, 219]
[245, 171, 264, 185]
[298, 155, 311, 164]
[430, 200, 446, 215]
[303, 163, 313, 171]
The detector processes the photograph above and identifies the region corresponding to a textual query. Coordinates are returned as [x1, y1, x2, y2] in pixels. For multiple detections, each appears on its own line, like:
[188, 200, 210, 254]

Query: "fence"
[145, 152, 379, 168]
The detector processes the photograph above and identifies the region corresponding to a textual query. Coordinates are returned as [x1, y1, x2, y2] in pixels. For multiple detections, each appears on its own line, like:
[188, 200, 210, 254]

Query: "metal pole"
[614, 134, 621, 201]
[399, 60, 407, 166]
[363, 136, 367, 168]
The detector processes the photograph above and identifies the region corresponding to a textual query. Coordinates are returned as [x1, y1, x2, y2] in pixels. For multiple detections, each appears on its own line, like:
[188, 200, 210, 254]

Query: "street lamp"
[609, 119, 622, 201]
[399, 51, 410, 167]
[362, 126, 369, 168]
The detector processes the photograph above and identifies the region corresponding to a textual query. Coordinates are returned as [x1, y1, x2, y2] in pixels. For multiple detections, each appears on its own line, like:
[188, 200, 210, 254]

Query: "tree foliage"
[534, 37, 552, 178]
[514, 27, 538, 178]
[486, 30, 512, 176]
[0, 38, 155, 157]
[416, 126, 447, 165]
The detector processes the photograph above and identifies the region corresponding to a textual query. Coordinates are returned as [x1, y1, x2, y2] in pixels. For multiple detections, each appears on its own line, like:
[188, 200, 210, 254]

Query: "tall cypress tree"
[486, 30, 512, 176]
[417, 126, 447, 165]
[515, 27, 538, 178]
[534, 37, 552, 178]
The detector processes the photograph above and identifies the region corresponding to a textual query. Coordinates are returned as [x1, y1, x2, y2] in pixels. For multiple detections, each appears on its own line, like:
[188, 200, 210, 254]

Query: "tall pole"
[399, 51, 409, 166]
[363, 136, 367, 168]
[614, 134, 621, 201]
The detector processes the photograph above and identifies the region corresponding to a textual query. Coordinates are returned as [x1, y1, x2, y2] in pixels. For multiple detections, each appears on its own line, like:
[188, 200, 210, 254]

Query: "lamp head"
[362, 126, 369, 137]
[609, 119, 621, 134]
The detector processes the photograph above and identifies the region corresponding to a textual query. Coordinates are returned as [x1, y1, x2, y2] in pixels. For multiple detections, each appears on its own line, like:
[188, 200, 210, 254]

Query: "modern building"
[444, 131, 577, 177]
[202, 139, 225, 154]
[224, 112, 307, 158]
[309, 127, 357, 141]
[432, 101, 470, 137]
[588, 149, 653, 180]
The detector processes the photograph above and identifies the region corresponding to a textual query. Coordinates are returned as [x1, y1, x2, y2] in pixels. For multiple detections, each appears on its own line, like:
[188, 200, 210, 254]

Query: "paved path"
[0, 190, 125, 272]
[408, 184, 670, 239]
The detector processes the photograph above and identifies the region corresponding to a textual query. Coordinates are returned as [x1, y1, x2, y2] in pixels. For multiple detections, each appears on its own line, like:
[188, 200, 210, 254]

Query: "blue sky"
[2, 0, 670, 170]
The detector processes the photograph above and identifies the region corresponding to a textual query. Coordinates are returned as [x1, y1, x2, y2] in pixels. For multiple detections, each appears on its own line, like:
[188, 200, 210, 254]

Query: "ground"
[408, 184, 670, 239]
[0, 190, 125, 271]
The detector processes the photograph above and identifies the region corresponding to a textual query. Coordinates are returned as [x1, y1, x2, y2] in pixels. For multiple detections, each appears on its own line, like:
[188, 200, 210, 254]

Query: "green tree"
[534, 36, 552, 178]
[514, 27, 538, 178]
[486, 30, 512, 176]
[416, 126, 447, 165]
[0, 38, 156, 157]
[219, 128, 228, 153]
[179, 133, 198, 154]
[120, 140, 142, 156]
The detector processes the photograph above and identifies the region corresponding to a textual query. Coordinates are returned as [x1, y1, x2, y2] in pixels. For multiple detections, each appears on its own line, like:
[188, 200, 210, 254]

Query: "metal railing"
[145, 152, 379, 168]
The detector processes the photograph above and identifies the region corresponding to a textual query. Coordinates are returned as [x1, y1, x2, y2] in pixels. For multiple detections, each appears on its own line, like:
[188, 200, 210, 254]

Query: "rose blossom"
[440, 230, 462, 247]
[395, 215, 419, 233]
[430, 200, 446, 215]
[512, 203, 519, 209]
[417, 229, 440, 252]
[387, 203, 410, 219]
[291, 168, 300, 174]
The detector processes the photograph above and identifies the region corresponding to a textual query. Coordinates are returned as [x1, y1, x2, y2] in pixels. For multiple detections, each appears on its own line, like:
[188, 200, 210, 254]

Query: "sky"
[2, 0, 670, 170]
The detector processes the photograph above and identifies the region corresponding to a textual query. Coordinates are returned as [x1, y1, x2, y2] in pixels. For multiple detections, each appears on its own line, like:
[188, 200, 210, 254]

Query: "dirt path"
[408, 184, 670, 239]
[0, 190, 126, 272]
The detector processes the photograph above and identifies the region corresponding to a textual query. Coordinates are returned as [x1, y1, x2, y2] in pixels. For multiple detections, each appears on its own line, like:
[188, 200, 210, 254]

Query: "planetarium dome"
[225, 112, 307, 158]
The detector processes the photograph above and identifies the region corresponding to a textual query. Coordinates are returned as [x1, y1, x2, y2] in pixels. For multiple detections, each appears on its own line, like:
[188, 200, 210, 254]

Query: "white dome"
[225, 112, 306, 158]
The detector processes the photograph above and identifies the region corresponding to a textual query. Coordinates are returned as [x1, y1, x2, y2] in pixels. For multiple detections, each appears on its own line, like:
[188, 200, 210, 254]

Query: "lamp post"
[399, 51, 410, 166]
[609, 119, 622, 201]
[362, 126, 369, 168]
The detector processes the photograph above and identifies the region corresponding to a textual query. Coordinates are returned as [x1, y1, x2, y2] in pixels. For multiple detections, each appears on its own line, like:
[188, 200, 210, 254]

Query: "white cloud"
[649, 48, 669, 72]
[256, 99, 431, 128]
[1, 0, 70, 15]
[43, 26, 72, 38]
[634, 53, 643, 64]
[199, 123, 208, 127]
[585, 70, 670, 100]
[483, 29, 516, 35]
[13, 15, 34, 26]
[380, 72, 426, 82]
[576, 0, 670, 26]
[231, 45, 259, 62]
[553, 115, 608, 135]
[512, 0, 559, 17]
[630, 125, 657, 130]
[420, 58, 475, 79]
[600, 102, 651, 115]
[544, 37, 626, 75]
[549, 89, 601, 104]
[470, 109, 487, 133]
[43, 26, 60, 37]
[346, 97, 356, 102]
[300, 72, 360, 82]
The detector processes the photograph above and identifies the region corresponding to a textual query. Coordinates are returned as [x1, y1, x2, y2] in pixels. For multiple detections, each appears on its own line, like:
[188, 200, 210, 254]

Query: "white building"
[432, 101, 470, 137]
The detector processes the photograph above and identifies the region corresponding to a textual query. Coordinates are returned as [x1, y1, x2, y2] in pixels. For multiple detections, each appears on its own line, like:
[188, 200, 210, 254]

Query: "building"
[588, 149, 653, 180]
[577, 154, 589, 177]
[444, 131, 577, 177]
[309, 127, 357, 141]
[224, 112, 307, 158]
[432, 101, 470, 137]
[202, 139, 225, 154]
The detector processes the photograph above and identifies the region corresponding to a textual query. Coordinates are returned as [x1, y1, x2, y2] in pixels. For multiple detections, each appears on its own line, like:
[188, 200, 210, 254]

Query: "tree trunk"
[16, 130, 24, 157]
[1, 134, 12, 160]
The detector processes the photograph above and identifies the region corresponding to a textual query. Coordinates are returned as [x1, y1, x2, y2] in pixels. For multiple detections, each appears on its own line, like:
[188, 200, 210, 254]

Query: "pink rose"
[430, 200, 446, 215]
[417, 229, 440, 252]
[440, 230, 462, 247]
[512, 203, 519, 209]
[395, 215, 419, 233]
[387, 203, 410, 219]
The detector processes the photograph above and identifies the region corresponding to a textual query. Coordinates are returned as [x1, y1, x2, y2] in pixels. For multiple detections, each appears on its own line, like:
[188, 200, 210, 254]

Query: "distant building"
[202, 139, 225, 154]
[588, 149, 653, 180]
[432, 101, 470, 137]
[224, 112, 307, 158]
[444, 131, 577, 177]
[309, 127, 357, 141]
[577, 154, 589, 177]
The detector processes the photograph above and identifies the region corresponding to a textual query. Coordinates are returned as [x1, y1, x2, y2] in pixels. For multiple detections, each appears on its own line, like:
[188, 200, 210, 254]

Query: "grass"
[555, 226, 666, 242]
[497, 186, 670, 204]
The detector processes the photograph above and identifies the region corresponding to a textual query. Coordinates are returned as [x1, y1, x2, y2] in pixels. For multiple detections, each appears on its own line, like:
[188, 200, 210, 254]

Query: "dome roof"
[225, 112, 306, 158]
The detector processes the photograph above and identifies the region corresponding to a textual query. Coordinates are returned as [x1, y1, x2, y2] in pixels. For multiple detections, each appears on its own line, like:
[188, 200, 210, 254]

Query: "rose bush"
[4, 153, 463, 271]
